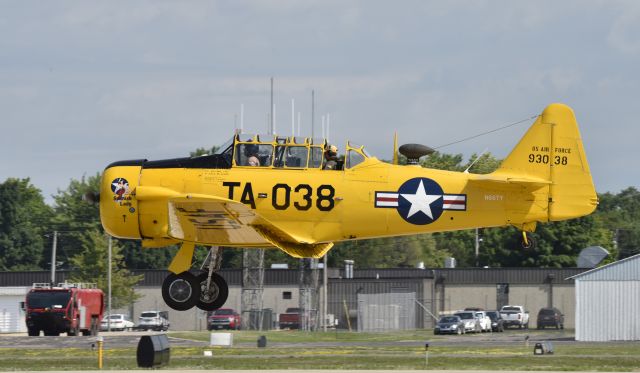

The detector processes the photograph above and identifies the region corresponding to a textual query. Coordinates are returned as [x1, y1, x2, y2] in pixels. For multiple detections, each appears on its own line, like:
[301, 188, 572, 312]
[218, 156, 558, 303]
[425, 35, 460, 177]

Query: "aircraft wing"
[167, 194, 332, 259]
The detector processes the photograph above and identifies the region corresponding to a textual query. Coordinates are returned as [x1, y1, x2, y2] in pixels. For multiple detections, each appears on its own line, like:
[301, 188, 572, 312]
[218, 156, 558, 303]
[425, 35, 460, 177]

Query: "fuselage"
[101, 155, 543, 248]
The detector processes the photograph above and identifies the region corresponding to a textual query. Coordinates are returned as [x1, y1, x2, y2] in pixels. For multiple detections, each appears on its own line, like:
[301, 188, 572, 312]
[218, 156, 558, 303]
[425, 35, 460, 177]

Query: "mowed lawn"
[1, 330, 639, 371]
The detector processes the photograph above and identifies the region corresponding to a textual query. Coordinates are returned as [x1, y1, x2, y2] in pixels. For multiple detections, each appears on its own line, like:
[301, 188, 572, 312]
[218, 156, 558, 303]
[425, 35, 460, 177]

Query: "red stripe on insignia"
[377, 197, 398, 202]
[443, 200, 465, 205]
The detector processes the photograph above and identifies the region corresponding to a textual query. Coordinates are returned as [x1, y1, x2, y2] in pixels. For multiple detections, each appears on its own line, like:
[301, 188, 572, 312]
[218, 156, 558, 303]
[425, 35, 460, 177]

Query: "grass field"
[1, 330, 639, 371]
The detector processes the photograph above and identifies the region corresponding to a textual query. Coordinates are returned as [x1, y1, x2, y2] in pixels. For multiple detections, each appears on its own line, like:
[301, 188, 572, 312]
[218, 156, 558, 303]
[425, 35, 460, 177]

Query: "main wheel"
[196, 272, 229, 311]
[67, 325, 79, 336]
[162, 272, 200, 311]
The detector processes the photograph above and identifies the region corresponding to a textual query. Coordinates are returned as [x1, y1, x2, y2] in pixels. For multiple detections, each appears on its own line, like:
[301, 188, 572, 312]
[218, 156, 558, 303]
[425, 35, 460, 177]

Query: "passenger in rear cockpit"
[323, 144, 339, 170]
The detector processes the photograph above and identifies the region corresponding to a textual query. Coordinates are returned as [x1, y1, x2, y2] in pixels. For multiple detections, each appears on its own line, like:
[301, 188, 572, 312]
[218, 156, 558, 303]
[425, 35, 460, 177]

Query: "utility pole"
[108, 235, 112, 331]
[475, 228, 480, 267]
[50, 231, 57, 285]
[323, 254, 328, 332]
[270, 77, 274, 134]
[311, 90, 315, 139]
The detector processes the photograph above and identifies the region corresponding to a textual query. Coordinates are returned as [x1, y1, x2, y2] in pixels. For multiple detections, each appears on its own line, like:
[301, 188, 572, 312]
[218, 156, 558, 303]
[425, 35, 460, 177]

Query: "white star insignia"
[401, 180, 442, 219]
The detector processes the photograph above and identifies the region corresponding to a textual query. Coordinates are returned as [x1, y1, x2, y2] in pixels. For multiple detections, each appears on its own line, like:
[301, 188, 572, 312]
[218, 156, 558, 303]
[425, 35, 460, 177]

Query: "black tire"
[67, 325, 79, 336]
[560, 324, 564, 330]
[27, 328, 39, 337]
[44, 330, 59, 336]
[162, 272, 200, 311]
[434, 330, 439, 335]
[195, 272, 229, 311]
[521, 232, 537, 249]
[556, 322, 560, 330]
[90, 317, 99, 336]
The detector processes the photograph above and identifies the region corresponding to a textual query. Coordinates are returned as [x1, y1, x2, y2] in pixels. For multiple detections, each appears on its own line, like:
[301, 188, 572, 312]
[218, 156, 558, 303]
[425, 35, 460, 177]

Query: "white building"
[0, 287, 29, 333]
[572, 253, 640, 341]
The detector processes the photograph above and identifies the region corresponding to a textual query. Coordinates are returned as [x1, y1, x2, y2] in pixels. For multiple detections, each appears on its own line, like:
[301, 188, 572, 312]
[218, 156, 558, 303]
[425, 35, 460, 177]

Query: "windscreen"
[27, 291, 71, 309]
[440, 316, 458, 323]
[455, 312, 474, 320]
[213, 309, 233, 315]
[140, 312, 158, 318]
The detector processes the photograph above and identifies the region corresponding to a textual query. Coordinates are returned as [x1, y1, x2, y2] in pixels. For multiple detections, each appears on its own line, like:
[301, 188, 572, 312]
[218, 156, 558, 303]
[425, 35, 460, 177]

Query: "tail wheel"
[521, 232, 537, 249]
[196, 272, 229, 311]
[162, 272, 200, 311]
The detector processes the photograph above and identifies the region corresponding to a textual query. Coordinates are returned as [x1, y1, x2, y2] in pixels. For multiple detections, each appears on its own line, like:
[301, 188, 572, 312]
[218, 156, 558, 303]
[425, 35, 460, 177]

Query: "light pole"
[107, 235, 112, 332]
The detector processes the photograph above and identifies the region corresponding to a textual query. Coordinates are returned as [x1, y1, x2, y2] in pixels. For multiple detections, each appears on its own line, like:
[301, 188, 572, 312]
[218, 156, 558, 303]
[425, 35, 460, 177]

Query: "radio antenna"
[464, 148, 489, 174]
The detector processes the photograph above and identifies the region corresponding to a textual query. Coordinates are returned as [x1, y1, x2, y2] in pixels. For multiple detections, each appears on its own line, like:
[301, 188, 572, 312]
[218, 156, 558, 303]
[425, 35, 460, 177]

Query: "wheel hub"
[168, 278, 193, 303]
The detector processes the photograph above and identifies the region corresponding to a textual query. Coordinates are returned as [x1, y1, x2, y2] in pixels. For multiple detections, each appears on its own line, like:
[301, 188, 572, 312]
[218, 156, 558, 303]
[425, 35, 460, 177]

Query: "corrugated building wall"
[573, 254, 640, 341]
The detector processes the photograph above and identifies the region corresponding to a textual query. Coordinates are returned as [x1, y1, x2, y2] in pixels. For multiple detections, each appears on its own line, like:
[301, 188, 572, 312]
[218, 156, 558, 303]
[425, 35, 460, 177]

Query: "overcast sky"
[1, 1, 638, 203]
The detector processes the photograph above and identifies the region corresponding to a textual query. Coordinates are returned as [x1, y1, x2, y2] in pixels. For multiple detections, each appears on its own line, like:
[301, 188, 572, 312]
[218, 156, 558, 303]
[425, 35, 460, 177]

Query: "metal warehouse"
[1, 267, 586, 332]
[571, 253, 640, 341]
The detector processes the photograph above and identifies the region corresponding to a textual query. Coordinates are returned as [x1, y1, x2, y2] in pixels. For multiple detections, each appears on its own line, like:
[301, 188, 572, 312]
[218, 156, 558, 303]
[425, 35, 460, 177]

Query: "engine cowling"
[100, 160, 144, 239]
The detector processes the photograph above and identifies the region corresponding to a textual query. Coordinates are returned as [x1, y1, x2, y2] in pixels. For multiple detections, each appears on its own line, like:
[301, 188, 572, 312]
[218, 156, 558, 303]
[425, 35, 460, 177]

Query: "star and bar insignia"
[375, 177, 466, 225]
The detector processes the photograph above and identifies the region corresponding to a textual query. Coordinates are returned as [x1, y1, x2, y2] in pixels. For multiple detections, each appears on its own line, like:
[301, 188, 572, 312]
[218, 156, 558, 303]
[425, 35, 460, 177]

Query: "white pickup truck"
[499, 305, 529, 329]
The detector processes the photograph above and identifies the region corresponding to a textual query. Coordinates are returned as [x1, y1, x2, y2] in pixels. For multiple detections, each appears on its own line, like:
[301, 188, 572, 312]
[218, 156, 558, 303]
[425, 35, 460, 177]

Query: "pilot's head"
[325, 144, 338, 159]
[244, 143, 259, 157]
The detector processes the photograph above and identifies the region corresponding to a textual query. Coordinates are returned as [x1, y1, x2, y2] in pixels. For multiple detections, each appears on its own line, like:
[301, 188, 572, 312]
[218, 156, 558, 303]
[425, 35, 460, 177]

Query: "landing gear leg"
[521, 231, 536, 249]
[196, 247, 229, 311]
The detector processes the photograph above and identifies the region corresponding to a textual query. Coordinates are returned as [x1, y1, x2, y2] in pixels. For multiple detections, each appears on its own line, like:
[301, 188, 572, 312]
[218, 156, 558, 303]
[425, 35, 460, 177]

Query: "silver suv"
[138, 311, 170, 331]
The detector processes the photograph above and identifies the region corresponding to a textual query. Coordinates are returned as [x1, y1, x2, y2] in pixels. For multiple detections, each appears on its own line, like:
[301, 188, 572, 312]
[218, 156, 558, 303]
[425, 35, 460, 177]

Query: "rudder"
[494, 103, 597, 221]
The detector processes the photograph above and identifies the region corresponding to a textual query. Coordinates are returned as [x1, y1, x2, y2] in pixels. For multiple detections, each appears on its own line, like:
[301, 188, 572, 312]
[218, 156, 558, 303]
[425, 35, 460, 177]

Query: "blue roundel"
[397, 177, 444, 225]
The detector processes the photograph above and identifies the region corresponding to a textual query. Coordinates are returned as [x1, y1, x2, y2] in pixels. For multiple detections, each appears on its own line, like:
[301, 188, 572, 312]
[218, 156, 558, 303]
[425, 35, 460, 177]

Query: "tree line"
[0, 150, 635, 282]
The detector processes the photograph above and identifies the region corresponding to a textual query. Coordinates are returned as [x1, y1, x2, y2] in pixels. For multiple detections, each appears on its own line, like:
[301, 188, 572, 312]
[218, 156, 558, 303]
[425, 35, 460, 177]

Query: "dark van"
[536, 307, 564, 329]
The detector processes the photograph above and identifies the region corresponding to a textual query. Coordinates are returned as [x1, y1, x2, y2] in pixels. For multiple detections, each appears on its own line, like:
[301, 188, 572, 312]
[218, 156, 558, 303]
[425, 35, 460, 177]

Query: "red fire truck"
[25, 283, 104, 336]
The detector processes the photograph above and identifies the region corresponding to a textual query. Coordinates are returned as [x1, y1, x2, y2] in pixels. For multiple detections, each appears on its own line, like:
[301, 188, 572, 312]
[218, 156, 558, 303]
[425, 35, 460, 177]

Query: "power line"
[434, 115, 538, 150]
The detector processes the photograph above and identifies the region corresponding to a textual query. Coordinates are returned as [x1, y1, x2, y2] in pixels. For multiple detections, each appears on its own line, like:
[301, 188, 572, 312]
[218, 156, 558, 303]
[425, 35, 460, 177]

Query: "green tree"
[0, 178, 53, 270]
[597, 187, 640, 259]
[190, 145, 219, 157]
[50, 174, 102, 266]
[68, 230, 142, 309]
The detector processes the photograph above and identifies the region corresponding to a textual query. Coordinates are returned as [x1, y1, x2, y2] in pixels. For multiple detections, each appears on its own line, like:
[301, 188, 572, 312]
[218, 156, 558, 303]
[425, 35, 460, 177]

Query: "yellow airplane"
[100, 103, 597, 311]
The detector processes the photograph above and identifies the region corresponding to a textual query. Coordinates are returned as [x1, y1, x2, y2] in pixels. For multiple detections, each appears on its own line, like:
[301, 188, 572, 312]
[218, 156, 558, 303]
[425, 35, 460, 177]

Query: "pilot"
[323, 144, 339, 170]
[244, 143, 260, 166]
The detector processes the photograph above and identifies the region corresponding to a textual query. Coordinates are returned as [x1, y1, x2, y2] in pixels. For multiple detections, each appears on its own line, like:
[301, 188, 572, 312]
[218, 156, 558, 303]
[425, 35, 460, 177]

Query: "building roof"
[568, 253, 640, 281]
[0, 267, 588, 287]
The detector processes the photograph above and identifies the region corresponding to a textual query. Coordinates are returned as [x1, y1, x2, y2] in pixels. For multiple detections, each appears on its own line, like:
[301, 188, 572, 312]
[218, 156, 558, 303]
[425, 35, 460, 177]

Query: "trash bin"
[137, 334, 170, 368]
[257, 335, 267, 348]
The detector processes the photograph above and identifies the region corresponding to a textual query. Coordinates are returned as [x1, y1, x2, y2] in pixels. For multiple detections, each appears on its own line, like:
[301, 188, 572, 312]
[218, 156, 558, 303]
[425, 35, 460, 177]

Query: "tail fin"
[494, 103, 598, 222]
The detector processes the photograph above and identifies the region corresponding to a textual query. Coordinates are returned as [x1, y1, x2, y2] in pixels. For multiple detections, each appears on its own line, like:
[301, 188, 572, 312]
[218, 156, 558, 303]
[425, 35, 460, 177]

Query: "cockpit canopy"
[212, 133, 372, 170]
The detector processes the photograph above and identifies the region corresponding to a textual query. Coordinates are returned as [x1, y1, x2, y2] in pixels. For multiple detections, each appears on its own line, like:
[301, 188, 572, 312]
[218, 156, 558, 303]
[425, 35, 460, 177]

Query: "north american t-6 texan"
[99, 103, 597, 312]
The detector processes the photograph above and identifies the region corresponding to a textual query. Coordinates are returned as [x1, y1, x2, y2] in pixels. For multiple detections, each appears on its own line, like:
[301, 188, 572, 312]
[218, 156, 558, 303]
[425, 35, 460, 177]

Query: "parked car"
[499, 305, 529, 329]
[207, 308, 241, 330]
[434, 315, 465, 335]
[474, 311, 492, 332]
[485, 311, 505, 332]
[100, 314, 135, 331]
[138, 310, 170, 331]
[537, 307, 564, 329]
[454, 311, 480, 333]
